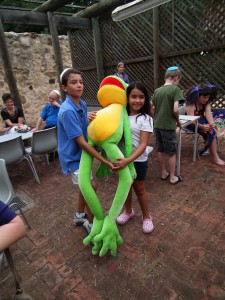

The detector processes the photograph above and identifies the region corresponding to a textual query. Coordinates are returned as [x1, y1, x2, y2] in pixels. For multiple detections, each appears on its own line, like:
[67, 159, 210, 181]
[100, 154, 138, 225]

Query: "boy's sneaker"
[74, 212, 88, 226]
[83, 220, 93, 234]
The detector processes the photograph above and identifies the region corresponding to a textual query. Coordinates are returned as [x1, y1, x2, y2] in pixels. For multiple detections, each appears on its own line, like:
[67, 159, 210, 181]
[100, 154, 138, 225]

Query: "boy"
[57, 68, 115, 233]
[152, 66, 184, 185]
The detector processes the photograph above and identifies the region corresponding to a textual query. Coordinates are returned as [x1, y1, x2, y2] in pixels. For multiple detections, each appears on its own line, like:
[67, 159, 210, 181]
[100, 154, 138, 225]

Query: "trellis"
[69, 0, 225, 108]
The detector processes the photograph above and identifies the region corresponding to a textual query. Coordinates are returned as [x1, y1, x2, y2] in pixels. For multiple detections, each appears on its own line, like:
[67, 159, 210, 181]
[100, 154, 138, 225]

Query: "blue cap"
[167, 66, 179, 71]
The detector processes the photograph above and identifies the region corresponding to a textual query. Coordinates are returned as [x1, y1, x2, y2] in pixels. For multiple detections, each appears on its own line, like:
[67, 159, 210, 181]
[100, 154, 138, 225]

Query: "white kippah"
[60, 68, 71, 83]
[51, 89, 61, 97]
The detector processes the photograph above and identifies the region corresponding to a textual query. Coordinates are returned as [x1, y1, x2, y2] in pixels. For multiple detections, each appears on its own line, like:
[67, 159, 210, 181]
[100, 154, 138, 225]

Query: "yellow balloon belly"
[88, 104, 123, 142]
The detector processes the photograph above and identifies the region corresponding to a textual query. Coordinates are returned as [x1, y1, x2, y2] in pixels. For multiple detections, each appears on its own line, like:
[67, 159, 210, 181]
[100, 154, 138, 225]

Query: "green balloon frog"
[78, 76, 136, 257]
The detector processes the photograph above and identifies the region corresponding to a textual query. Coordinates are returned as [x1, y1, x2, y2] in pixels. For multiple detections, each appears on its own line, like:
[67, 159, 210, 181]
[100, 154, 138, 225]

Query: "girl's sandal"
[142, 215, 154, 234]
[116, 209, 135, 225]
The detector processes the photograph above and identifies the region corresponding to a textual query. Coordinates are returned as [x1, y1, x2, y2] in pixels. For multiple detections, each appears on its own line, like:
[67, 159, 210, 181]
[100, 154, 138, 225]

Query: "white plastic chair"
[25, 127, 58, 165]
[0, 136, 40, 184]
[0, 159, 31, 229]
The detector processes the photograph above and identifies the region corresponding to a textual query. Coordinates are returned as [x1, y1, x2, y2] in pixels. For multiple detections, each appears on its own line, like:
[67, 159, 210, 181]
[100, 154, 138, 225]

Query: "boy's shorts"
[71, 169, 93, 185]
[0, 201, 17, 226]
[154, 128, 177, 155]
[134, 160, 148, 181]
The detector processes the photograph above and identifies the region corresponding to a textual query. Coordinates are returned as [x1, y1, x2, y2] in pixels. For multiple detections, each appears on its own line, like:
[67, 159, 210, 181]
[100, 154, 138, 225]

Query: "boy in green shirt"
[152, 66, 184, 184]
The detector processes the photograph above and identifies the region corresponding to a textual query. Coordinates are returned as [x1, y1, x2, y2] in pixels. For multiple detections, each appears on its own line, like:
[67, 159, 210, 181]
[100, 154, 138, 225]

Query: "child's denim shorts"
[134, 160, 148, 181]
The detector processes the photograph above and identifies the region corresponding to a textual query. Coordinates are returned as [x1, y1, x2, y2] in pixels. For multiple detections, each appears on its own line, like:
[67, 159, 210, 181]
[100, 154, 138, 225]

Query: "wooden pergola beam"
[47, 11, 63, 85]
[33, 0, 75, 13]
[73, 0, 129, 18]
[0, 17, 22, 110]
[22, 0, 86, 9]
[0, 9, 91, 29]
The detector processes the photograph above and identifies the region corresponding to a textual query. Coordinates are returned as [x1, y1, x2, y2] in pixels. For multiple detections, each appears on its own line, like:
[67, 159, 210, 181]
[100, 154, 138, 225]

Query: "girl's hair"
[60, 68, 83, 86]
[126, 82, 151, 117]
[185, 84, 217, 105]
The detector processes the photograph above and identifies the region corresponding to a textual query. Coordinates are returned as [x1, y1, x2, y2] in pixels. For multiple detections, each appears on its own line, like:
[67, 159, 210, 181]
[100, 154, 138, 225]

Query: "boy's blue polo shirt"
[57, 96, 88, 175]
[40, 101, 62, 128]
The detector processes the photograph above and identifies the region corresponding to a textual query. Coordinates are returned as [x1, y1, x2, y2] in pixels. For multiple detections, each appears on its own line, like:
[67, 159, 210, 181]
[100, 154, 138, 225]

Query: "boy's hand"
[88, 111, 97, 123]
[105, 160, 118, 170]
[177, 120, 182, 128]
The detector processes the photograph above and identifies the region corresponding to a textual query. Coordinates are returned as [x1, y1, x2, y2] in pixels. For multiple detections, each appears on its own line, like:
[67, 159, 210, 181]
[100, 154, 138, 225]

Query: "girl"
[185, 84, 225, 166]
[116, 82, 154, 233]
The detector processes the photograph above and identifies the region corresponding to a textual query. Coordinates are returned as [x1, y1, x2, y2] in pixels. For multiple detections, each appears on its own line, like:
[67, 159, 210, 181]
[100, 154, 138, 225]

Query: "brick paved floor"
[0, 135, 225, 300]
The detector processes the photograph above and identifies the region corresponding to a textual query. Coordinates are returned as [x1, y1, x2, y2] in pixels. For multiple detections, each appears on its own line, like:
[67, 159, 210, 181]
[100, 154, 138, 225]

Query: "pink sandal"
[116, 209, 135, 225]
[142, 215, 154, 234]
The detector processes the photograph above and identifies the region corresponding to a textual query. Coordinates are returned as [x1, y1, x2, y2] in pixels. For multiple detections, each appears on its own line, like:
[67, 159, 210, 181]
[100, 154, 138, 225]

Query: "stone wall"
[0, 32, 72, 129]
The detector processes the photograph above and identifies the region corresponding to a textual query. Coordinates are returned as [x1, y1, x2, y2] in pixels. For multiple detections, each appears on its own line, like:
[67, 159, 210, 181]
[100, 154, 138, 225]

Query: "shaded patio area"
[1, 135, 225, 300]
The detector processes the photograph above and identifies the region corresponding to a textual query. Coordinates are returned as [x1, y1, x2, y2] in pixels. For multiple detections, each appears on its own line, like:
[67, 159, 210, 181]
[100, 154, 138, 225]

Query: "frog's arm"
[123, 109, 136, 179]
[93, 142, 133, 256]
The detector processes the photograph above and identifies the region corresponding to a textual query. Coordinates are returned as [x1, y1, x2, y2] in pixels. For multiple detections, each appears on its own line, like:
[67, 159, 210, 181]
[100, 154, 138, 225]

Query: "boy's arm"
[76, 135, 116, 170]
[173, 101, 181, 127]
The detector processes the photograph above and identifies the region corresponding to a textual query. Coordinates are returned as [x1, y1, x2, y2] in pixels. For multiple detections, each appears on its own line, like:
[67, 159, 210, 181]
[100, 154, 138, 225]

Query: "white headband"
[60, 68, 71, 83]
[51, 90, 61, 97]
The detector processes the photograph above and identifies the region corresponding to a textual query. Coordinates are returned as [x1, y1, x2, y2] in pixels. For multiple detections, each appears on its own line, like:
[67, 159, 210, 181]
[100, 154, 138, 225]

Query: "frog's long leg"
[102, 142, 133, 221]
[78, 146, 104, 220]
[78, 143, 105, 248]
[93, 143, 133, 256]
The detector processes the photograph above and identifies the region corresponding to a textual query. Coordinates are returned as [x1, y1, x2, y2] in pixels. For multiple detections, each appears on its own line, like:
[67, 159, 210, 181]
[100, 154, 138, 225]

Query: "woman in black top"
[1, 93, 25, 128]
[185, 84, 225, 166]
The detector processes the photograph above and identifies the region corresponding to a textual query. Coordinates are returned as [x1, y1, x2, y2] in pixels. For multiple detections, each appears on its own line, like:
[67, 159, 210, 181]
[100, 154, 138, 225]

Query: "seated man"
[1, 93, 25, 130]
[31, 90, 62, 132]
[0, 200, 25, 252]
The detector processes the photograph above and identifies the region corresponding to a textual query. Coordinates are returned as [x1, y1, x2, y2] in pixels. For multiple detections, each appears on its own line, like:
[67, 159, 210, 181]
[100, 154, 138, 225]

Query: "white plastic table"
[0, 131, 33, 143]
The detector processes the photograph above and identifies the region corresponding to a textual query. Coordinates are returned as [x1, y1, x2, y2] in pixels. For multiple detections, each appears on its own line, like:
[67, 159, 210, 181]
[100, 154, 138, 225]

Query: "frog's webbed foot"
[83, 217, 104, 255]
[93, 216, 123, 257]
